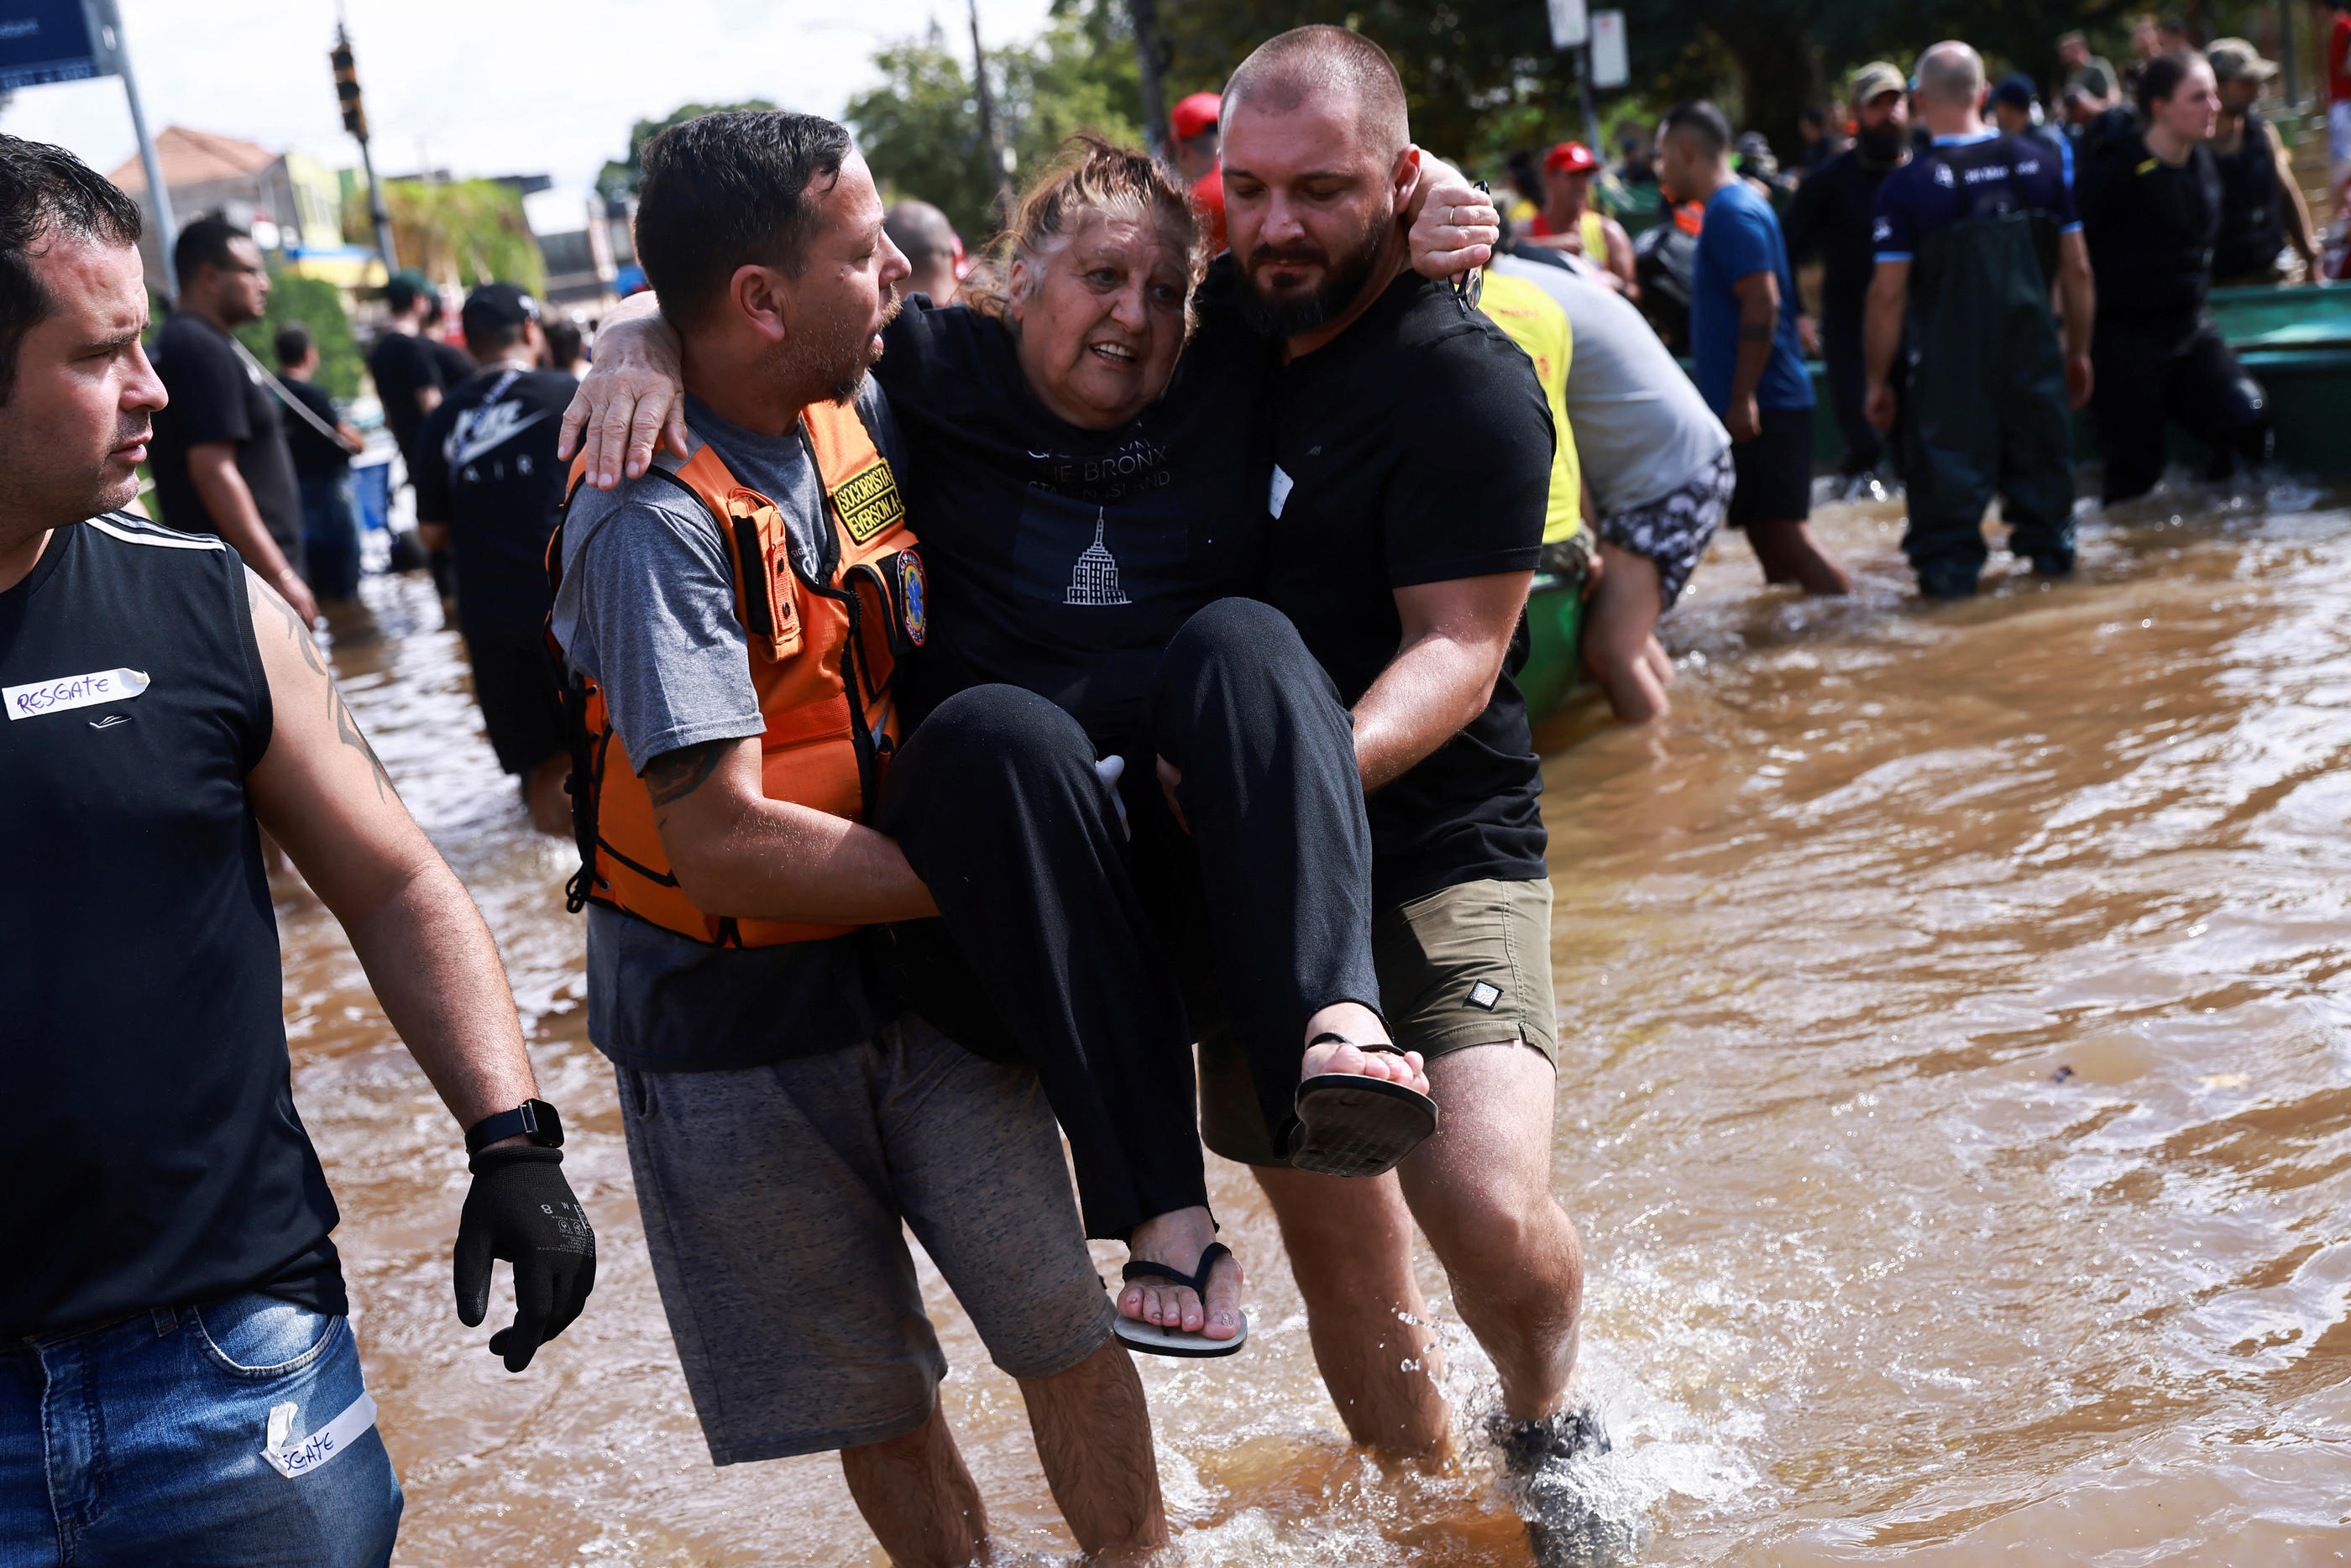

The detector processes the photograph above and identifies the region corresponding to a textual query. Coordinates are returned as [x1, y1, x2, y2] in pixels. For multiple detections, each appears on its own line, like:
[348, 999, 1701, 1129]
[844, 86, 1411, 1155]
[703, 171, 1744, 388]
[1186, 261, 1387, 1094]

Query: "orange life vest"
[546, 397, 925, 948]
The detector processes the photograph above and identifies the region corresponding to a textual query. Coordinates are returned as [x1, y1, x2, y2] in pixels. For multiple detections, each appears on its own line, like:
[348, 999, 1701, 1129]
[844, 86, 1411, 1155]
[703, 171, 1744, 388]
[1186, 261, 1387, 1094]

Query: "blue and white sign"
[0, 1, 110, 91]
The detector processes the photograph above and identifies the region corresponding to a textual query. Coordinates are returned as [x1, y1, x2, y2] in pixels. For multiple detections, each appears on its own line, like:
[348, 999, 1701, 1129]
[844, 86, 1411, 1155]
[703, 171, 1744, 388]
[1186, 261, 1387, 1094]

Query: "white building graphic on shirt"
[1065, 510, 1129, 605]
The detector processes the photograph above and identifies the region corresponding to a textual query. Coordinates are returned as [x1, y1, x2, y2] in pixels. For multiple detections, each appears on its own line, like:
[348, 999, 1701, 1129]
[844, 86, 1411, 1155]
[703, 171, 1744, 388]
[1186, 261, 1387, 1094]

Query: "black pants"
[1820, 302, 1903, 476]
[2091, 317, 2270, 504]
[877, 598, 1380, 1240]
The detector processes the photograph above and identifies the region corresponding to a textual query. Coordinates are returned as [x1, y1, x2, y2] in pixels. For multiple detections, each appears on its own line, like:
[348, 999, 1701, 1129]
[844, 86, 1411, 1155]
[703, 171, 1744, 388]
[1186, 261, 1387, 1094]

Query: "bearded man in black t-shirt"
[1205, 25, 1609, 1555]
[415, 283, 578, 834]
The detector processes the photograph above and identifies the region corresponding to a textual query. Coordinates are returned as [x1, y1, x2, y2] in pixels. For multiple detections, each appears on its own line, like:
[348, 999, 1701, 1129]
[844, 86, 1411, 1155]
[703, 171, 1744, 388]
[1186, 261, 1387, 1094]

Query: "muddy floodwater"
[283, 487, 2351, 1565]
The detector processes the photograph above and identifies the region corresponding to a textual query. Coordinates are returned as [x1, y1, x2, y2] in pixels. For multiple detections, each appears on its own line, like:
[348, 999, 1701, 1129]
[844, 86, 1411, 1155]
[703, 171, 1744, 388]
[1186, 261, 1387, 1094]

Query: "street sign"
[0, 0, 107, 91]
[1591, 10, 1629, 88]
[1547, 0, 1588, 51]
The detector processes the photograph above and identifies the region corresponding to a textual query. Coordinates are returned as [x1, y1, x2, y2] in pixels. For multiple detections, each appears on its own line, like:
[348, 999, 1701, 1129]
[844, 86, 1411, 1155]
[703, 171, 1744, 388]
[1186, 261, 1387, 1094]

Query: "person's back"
[1865, 39, 2093, 598]
[1471, 269, 1584, 563]
[419, 368, 576, 640]
[412, 285, 579, 831]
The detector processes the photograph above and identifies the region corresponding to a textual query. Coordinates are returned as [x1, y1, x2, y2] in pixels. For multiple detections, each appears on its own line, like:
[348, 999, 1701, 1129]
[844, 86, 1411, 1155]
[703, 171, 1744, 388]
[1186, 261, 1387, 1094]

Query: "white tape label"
[1268, 465, 1295, 520]
[263, 1391, 378, 1479]
[4, 666, 149, 720]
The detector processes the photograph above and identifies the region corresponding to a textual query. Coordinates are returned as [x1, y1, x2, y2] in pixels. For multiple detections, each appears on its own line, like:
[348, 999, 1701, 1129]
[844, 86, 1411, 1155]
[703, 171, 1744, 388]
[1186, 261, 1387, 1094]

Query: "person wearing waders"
[2078, 51, 2273, 504]
[1861, 43, 2106, 597]
[1863, 41, 2098, 599]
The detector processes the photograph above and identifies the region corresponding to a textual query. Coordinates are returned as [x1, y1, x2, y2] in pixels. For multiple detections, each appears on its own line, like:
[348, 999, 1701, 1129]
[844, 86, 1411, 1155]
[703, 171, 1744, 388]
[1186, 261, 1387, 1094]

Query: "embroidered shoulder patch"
[832, 457, 907, 543]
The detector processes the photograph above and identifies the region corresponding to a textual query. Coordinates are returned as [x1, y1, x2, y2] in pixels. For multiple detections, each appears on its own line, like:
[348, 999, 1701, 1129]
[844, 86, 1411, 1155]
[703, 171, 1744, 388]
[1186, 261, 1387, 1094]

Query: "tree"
[847, 18, 1141, 244]
[596, 100, 782, 202]
[234, 270, 366, 402]
[348, 179, 547, 297]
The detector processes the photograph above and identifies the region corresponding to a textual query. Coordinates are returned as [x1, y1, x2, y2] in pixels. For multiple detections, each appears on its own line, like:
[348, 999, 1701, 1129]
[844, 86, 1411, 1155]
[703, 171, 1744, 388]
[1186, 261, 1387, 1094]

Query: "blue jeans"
[299, 473, 363, 603]
[0, 1294, 401, 1566]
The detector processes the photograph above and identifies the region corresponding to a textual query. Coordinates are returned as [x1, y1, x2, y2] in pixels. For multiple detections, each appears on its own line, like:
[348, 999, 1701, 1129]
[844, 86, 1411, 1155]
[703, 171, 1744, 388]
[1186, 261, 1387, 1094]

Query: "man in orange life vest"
[544, 111, 1180, 1564]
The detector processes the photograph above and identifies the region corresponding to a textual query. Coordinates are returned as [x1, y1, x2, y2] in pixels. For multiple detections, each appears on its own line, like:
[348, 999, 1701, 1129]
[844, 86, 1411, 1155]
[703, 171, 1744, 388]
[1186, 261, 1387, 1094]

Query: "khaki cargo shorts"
[1198, 876, 1558, 1167]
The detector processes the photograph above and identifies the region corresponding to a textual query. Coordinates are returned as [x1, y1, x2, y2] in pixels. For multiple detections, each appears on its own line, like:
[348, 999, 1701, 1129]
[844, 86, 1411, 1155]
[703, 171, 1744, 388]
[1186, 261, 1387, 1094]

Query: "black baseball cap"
[460, 281, 540, 342]
[1991, 73, 2039, 109]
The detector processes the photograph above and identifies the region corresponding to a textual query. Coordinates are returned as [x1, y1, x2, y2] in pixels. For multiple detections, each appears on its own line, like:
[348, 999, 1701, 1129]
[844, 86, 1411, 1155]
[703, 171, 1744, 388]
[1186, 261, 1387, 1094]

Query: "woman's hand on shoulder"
[1406, 150, 1499, 282]
[556, 293, 689, 490]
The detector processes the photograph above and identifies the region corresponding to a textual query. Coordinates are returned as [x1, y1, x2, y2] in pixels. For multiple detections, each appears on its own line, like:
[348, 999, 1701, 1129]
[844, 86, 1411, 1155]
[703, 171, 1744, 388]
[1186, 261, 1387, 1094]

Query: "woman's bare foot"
[1119, 1206, 1244, 1340]
[1302, 1001, 1431, 1097]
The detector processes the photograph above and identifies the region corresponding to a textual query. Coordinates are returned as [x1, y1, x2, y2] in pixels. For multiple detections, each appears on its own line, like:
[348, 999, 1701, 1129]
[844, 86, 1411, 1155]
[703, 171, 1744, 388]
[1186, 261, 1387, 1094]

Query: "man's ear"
[1394, 144, 1424, 205]
[729, 263, 793, 344]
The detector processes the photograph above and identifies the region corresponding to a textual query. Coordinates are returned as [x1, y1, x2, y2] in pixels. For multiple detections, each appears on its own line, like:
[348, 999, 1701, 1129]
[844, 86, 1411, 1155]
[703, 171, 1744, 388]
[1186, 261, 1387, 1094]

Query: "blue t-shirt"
[1872, 129, 2082, 264]
[1689, 180, 1814, 416]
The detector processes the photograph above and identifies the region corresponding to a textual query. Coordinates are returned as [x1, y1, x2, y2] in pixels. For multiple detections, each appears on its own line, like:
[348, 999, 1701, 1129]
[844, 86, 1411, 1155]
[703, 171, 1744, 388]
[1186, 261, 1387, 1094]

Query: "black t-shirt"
[148, 311, 304, 556]
[415, 365, 579, 643]
[280, 376, 351, 479]
[1264, 270, 1552, 908]
[2, 515, 344, 1337]
[365, 329, 444, 464]
[2079, 132, 2222, 327]
[1784, 147, 1899, 317]
[876, 290, 1272, 752]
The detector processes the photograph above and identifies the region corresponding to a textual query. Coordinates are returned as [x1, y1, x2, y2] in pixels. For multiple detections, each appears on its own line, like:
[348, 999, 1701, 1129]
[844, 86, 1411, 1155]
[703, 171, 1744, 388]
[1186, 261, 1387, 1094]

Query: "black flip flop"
[1112, 1241, 1249, 1358]
[1287, 1032, 1438, 1178]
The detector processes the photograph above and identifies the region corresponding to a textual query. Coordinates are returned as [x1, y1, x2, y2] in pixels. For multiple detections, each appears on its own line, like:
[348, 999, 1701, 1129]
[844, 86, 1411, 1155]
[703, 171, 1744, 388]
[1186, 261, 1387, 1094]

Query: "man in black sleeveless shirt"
[0, 137, 594, 1566]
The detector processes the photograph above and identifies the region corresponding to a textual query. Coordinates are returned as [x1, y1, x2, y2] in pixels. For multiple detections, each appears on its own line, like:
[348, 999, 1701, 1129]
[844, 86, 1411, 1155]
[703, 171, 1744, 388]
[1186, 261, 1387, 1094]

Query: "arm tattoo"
[250, 572, 395, 801]
[646, 740, 731, 809]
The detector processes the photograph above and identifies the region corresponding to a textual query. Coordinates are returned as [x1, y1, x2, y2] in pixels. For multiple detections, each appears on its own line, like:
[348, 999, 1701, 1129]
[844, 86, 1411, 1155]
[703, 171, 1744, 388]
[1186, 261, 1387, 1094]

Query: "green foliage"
[846, 19, 1143, 245]
[596, 100, 782, 202]
[233, 270, 365, 402]
[353, 179, 547, 297]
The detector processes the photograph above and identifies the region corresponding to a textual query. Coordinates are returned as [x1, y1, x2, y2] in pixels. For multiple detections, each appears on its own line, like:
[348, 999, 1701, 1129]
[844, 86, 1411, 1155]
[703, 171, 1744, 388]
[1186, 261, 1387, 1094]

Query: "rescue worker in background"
[1524, 141, 1638, 297]
[2078, 52, 2271, 504]
[1989, 74, 2076, 188]
[2205, 38, 2322, 285]
[882, 198, 964, 304]
[1864, 40, 2097, 599]
[1786, 61, 1912, 492]
[1166, 90, 1227, 253]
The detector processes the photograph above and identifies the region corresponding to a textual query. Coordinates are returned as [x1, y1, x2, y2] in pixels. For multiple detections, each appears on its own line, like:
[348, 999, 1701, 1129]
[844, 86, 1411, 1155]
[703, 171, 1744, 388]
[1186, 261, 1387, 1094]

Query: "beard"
[1855, 123, 1906, 170]
[782, 283, 903, 405]
[1238, 212, 1388, 338]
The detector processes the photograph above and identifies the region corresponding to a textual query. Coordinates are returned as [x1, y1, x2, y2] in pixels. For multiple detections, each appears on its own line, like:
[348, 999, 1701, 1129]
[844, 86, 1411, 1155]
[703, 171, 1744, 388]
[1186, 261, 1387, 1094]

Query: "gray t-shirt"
[1491, 253, 1731, 516]
[552, 384, 908, 1072]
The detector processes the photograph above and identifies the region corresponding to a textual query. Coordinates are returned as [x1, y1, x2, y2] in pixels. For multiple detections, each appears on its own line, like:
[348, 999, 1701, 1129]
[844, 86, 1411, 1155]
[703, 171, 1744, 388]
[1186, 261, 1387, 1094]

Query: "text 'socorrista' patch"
[831, 457, 907, 544]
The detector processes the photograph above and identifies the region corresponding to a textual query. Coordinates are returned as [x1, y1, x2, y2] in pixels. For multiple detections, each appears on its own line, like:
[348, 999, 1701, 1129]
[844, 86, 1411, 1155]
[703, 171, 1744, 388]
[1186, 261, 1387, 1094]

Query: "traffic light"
[331, 29, 367, 141]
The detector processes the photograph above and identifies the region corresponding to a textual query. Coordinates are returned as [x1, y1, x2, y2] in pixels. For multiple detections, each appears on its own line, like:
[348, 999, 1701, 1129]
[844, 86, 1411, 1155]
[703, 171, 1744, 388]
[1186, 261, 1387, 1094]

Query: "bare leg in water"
[1583, 542, 1673, 723]
[1120, 1000, 1427, 1340]
[840, 1341, 1173, 1567]
[1250, 1042, 1585, 1461]
[1748, 516, 1851, 595]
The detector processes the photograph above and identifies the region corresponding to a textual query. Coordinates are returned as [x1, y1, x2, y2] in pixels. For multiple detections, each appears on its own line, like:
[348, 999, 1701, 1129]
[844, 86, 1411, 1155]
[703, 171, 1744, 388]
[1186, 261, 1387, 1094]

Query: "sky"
[0, 0, 1060, 231]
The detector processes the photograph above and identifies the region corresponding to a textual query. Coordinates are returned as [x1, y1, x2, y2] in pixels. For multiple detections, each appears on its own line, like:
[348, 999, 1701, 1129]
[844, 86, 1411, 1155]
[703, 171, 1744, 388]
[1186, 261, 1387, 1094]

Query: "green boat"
[1519, 284, 2351, 726]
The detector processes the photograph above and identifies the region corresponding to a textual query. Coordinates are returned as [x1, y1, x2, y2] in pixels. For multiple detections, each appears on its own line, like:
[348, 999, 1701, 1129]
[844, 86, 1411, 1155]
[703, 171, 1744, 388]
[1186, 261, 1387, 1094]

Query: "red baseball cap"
[1170, 91, 1222, 142]
[1542, 141, 1597, 175]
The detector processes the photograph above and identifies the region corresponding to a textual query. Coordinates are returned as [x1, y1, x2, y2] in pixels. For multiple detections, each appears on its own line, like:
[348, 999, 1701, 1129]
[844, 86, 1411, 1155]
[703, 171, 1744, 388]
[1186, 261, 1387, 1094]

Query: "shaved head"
[1916, 40, 1985, 107]
[1223, 24, 1409, 160]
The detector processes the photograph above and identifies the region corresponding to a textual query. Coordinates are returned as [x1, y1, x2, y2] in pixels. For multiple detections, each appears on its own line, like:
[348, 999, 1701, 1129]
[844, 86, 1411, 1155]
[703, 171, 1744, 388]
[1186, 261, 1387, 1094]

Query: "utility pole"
[1127, 0, 1170, 155]
[84, 2, 175, 279]
[966, 0, 1014, 222]
[330, 21, 398, 274]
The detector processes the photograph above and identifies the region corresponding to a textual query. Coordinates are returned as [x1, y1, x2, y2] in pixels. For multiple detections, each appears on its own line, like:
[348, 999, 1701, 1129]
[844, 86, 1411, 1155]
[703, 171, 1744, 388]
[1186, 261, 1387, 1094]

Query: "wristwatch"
[464, 1098, 565, 1155]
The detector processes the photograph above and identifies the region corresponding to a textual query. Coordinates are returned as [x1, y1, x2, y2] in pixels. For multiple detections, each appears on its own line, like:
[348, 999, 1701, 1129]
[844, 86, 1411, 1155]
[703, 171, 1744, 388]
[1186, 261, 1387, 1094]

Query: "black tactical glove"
[453, 1145, 596, 1372]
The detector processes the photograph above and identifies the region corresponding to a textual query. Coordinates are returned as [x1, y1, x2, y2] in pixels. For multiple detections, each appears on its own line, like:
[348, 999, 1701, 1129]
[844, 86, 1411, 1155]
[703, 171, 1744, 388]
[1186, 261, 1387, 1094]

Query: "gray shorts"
[615, 1015, 1114, 1464]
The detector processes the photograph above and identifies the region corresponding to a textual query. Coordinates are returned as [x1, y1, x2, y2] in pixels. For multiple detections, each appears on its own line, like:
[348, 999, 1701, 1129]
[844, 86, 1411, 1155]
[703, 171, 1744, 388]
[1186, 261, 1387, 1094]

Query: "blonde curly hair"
[959, 134, 1206, 327]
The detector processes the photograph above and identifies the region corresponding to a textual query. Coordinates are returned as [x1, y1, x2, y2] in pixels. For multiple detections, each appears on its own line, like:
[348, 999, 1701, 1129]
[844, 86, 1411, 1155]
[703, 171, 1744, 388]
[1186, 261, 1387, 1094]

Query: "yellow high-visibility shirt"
[1475, 269, 1583, 546]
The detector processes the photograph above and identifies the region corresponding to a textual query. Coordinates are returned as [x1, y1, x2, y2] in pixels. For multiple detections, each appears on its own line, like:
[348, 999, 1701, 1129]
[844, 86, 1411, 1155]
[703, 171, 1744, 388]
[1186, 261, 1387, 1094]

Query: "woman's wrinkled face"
[1008, 212, 1190, 431]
